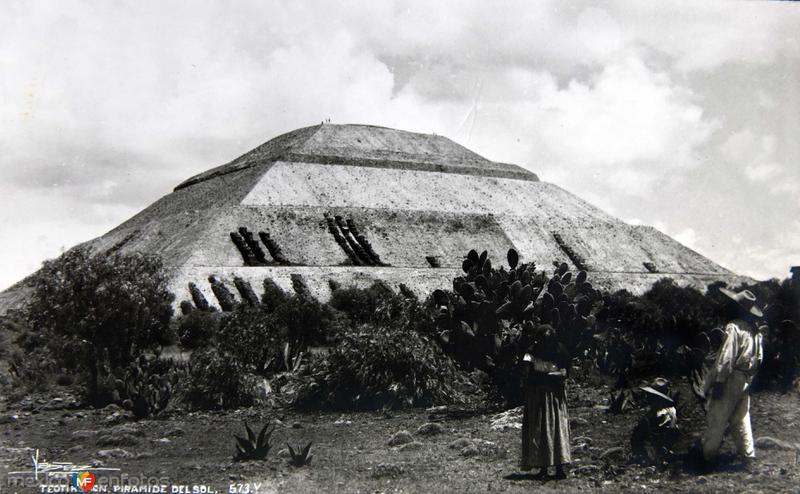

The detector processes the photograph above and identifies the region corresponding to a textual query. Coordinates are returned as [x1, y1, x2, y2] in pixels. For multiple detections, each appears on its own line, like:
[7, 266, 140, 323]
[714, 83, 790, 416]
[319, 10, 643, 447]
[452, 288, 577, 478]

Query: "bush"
[96, 354, 182, 418]
[182, 349, 259, 410]
[8, 349, 59, 393]
[24, 247, 174, 406]
[303, 324, 469, 410]
[216, 306, 287, 373]
[275, 295, 335, 348]
[329, 281, 412, 326]
[177, 311, 221, 349]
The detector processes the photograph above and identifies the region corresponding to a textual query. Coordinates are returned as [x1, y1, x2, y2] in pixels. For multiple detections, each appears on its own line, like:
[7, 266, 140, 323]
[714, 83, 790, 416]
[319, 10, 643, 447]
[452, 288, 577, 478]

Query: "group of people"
[518, 288, 766, 480]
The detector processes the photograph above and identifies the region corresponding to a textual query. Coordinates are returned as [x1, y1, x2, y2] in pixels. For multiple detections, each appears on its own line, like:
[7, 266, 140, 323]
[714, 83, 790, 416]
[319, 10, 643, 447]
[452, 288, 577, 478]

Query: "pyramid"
[0, 123, 748, 314]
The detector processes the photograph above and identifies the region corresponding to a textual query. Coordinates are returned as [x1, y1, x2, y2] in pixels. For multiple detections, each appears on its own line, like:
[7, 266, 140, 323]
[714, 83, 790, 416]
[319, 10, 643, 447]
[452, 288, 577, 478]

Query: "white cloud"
[520, 56, 717, 196]
[745, 162, 783, 182]
[720, 130, 790, 185]
[0, 0, 799, 289]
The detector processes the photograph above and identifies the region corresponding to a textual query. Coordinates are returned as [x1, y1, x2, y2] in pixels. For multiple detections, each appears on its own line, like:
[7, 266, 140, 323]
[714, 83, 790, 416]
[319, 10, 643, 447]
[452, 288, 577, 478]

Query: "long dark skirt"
[521, 382, 571, 469]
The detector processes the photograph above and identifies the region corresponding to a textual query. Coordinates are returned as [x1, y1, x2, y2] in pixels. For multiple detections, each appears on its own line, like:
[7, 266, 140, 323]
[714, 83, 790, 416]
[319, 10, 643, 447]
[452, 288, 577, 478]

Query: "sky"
[1, 0, 798, 290]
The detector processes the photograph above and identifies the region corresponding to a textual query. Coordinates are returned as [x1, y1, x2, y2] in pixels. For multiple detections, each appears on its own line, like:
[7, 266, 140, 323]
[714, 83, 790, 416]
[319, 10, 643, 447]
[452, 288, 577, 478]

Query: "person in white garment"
[701, 288, 764, 464]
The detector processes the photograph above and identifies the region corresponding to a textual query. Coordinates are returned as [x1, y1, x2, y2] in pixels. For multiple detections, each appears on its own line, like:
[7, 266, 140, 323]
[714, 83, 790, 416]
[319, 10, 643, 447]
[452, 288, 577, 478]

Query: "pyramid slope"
[0, 124, 750, 315]
[176, 124, 536, 191]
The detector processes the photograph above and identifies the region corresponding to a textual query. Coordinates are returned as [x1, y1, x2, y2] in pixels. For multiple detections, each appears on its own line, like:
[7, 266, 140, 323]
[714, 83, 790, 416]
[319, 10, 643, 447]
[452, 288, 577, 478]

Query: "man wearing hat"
[701, 288, 764, 464]
[631, 378, 679, 461]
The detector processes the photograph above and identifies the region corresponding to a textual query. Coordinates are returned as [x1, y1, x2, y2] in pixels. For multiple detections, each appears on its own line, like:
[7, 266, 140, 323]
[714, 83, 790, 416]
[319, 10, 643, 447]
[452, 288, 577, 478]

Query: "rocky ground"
[1, 379, 799, 493]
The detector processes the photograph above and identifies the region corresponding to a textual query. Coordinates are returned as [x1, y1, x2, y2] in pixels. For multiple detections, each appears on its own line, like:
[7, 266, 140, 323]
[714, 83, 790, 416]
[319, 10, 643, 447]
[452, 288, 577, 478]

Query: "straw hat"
[640, 377, 674, 406]
[719, 287, 763, 318]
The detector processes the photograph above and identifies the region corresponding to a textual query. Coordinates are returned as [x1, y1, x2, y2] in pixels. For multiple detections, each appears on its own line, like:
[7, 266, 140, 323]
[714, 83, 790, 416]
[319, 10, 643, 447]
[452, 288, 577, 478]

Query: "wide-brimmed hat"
[640, 377, 674, 406]
[719, 287, 763, 318]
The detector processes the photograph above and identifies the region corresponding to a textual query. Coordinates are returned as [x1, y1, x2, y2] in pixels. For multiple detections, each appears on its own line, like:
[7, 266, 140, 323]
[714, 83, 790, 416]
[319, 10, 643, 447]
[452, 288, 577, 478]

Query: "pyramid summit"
[0, 123, 747, 314]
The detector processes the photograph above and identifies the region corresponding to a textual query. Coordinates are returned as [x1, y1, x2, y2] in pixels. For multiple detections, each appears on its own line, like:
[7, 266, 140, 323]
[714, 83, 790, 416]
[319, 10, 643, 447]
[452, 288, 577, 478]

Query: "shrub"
[24, 248, 174, 406]
[329, 281, 411, 325]
[182, 349, 259, 410]
[177, 311, 221, 349]
[216, 306, 287, 373]
[96, 354, 182, 418]
[8, 349, 59, 393]
[304, 324, 469, 410]
[261, 278, 288, 309]
[275, 295, 334, 348]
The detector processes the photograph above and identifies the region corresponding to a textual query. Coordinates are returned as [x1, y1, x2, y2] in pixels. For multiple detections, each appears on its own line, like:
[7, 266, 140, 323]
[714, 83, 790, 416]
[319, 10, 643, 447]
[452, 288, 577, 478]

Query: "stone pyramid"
[0, 123, 747, 314]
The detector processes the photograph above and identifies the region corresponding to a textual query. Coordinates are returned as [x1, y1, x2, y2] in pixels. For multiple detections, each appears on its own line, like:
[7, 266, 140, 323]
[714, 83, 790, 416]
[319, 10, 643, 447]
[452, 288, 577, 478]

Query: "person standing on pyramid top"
[701, 288, 765, 466]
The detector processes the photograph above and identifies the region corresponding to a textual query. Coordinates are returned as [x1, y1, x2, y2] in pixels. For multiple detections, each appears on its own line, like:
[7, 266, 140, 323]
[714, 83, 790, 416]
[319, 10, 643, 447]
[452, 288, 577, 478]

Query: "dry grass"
[2, 380, 798, 493]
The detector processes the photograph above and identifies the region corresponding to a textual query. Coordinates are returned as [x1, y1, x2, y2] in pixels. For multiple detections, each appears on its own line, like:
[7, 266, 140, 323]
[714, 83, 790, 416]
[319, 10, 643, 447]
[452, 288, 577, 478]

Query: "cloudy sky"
[1, 0, 798, 290]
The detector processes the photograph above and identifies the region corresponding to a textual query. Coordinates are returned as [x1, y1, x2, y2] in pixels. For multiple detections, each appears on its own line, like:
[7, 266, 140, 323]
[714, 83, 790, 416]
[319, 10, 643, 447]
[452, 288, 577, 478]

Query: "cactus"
[233, 277, 260, 306]
[430, 248, 604, 404]
[607, 389, 631, 414]
[108, 356, 175, 419]
[209, 276, 238, 312]
[188, 282, 212, 312]
[287, 441, 313, 467]
[179, 300, 194, 315]
[233, 422, 275, 461]
[507, 248, 519, 270]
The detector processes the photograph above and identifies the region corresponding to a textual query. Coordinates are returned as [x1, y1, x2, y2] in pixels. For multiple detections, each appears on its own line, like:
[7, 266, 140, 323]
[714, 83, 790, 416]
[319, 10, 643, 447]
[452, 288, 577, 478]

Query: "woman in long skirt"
[521, 325, 572, 479]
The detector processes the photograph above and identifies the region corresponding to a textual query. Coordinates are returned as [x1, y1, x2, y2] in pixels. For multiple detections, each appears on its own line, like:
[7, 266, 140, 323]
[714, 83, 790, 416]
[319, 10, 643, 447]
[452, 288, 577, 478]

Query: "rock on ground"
[600, 446, 625, 460]
[416, 422, 445, 436]
[398, 441, 424, 452]
[387, 430, 414, 446]
[109, 423, 146, 437]
[455, 439, 506, 459]
[97, 448, 134, 459]
[449, 437, 473, 450]
[490, 407, 523, 431]
[756, 436, 800, 451]
[96, 433, 139, 447]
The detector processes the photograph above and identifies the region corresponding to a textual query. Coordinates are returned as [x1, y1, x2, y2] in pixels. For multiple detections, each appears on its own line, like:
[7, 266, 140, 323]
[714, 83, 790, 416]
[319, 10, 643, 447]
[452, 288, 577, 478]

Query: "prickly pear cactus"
[430, 248, 603, 403]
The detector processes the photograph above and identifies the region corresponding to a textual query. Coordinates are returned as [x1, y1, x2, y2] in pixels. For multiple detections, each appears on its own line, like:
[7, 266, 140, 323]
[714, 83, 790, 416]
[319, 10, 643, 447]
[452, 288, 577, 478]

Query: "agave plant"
[287, 441, 313, 467]
[607, 389, 631, 414]
[233, 421, 275, 461]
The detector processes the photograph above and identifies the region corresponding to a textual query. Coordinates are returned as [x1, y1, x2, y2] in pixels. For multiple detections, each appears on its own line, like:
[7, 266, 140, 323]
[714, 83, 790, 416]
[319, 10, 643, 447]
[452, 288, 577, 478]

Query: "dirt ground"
[1, 379, 799, 494]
